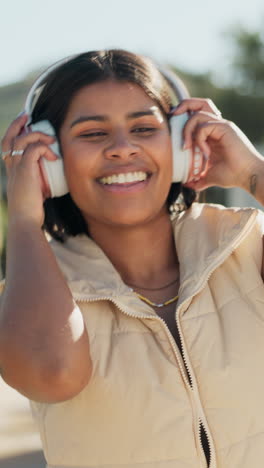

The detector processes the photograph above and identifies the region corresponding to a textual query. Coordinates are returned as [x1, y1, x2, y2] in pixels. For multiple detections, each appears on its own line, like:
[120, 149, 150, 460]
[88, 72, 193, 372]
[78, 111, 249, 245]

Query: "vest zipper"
[199, 420, 211, 468]
[74, 294, 209, 467]
[175, 302, 212, 468]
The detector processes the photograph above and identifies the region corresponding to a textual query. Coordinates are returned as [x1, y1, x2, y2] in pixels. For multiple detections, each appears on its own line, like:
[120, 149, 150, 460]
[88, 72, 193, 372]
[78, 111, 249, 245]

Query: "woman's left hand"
[173, 98, 264, 193]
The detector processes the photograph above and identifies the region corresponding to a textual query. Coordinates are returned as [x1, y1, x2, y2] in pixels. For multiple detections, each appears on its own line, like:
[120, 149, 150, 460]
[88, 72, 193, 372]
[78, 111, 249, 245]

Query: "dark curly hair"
[30, 49, 196, 241]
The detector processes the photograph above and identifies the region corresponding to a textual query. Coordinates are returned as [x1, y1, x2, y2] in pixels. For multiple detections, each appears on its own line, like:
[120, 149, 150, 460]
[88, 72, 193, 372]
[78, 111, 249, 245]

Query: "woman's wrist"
[239, 153, 264, 204]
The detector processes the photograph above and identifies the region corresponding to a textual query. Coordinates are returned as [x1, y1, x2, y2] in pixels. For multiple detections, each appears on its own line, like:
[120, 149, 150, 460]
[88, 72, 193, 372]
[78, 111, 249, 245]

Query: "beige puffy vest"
[1, 203, 264, 468]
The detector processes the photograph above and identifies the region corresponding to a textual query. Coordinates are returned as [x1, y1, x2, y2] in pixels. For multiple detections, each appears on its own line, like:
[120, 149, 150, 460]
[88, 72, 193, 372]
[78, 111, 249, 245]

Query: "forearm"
[240, 154, 264, 206]
[0, 220, 91, 401]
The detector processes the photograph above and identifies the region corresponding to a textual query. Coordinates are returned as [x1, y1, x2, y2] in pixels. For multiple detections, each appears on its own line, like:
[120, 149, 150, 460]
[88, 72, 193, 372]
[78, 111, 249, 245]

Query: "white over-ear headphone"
[24, 56, 75, 198]
[23, 56, 193, 197]
[160, 67, 192, 184]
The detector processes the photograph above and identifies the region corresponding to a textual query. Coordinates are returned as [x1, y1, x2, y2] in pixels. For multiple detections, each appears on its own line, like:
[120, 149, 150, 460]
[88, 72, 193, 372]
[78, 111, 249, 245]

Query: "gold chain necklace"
[134, 291, 179, 308]
[127, 277, 179, 291]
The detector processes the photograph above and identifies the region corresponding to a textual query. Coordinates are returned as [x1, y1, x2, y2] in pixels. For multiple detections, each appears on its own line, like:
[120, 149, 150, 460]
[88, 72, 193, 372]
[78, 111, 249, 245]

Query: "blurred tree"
[228, 27, 264, 95]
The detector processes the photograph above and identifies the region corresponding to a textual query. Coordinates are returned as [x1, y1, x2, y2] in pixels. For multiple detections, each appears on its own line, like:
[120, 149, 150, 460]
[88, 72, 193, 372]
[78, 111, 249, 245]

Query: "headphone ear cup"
[29, 120, 69, 197]
[170, 113, 192, 184]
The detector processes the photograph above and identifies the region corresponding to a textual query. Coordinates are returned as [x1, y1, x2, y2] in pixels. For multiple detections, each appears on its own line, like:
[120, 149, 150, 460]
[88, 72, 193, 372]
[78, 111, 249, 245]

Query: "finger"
[5, 142, 58, 176]
[200, 153, 210, 177]
[1, 113, 28, 152]
[184, 177, 210, 192]
[1, 150, 12, 162]
[19, 142, 58, 165]
[173, 98, 222, 118]
[12, 132, 56, 151]
[184, 162, 214, 190]
[192, 120, 227, 156]
[182, 111, 222, 153]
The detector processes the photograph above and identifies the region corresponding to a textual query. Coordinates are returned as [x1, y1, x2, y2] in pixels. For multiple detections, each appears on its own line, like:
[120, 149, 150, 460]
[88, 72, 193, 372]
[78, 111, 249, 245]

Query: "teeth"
[99, 171, 148, 185]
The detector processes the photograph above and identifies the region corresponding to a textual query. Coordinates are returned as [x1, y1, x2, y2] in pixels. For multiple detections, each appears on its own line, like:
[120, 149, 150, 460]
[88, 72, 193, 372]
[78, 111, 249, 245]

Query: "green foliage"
[0, 79, 29, 138]
[227, 27, 264, 95]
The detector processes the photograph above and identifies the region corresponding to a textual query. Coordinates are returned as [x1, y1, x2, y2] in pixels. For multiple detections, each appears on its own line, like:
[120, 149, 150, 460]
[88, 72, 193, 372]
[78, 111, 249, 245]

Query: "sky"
[1, 0, 264, 88]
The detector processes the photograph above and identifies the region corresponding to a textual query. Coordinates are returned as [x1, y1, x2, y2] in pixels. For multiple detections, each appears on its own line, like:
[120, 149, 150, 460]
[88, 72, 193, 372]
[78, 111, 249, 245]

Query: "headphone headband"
[24, 54, 190, 125]
[159, 67, 190, 101]
[24, 55, 77, 124]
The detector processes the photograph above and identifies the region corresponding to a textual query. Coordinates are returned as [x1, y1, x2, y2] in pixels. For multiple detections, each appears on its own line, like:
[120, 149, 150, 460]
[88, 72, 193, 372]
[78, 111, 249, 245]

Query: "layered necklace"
[128, 277, 179, 308]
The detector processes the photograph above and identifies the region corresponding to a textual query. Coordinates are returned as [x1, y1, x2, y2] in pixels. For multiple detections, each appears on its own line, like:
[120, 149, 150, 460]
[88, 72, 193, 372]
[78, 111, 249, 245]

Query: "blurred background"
[1, 0, 264, 466]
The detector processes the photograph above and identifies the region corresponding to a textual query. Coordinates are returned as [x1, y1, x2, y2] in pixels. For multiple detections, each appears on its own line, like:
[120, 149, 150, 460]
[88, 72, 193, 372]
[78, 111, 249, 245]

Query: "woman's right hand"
[1, 113, 58, 227]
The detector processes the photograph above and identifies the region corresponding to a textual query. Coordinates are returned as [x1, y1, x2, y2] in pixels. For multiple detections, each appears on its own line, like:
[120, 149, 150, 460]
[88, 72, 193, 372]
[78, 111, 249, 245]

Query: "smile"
[99, 171, 148, 185]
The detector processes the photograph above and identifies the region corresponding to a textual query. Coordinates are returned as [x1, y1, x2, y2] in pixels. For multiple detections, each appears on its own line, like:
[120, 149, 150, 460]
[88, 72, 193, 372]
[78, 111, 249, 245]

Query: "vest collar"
[173, 203, 258, 305]
[50, 203, 258, 308]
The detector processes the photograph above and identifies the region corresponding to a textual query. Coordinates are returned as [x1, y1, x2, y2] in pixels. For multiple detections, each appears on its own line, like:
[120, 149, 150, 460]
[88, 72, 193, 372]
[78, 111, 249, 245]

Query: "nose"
[103, 130, 139, 160]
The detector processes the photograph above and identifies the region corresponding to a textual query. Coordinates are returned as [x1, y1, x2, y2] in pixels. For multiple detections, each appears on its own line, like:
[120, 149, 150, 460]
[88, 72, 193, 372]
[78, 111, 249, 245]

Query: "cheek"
[62, 144, 96, 185]
[155, 134, 173, 176]
[60, 131, 93, 169]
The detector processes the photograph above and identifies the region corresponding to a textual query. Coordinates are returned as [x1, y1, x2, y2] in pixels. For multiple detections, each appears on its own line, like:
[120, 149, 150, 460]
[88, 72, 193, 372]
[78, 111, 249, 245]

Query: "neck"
[88, 212, 178, 288]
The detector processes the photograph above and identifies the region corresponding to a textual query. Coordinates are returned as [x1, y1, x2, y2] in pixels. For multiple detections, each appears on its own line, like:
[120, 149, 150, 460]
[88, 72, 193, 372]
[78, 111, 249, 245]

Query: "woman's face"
[59, 79, 173, 230]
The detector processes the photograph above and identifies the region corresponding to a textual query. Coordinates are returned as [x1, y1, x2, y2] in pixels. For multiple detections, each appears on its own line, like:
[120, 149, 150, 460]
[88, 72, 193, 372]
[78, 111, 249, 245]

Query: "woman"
[1, 49, 264, 468]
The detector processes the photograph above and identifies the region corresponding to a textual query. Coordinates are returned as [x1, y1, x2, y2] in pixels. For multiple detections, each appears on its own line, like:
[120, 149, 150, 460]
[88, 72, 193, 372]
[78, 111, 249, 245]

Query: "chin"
[81, 198, 169, 230]
[102, 205, 169, 229]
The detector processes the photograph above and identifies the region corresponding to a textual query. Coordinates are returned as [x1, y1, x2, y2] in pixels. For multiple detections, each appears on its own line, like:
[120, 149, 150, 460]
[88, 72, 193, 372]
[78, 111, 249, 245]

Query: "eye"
[132, 127, 157, 134]
[79, 131, 107, 138]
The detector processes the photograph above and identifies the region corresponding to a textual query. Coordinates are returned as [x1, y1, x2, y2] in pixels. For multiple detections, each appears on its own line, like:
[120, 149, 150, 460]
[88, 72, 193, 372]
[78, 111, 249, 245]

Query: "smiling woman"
[1, 49, 264, 468]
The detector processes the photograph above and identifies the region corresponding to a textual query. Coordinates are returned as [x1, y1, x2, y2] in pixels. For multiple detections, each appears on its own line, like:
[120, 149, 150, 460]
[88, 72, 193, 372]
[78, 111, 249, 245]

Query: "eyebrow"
[70, 109, 161, 128]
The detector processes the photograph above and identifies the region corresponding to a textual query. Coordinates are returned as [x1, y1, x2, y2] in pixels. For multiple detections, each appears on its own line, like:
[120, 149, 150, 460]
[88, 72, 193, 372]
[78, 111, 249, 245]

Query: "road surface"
[0, 377, 46, 467]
